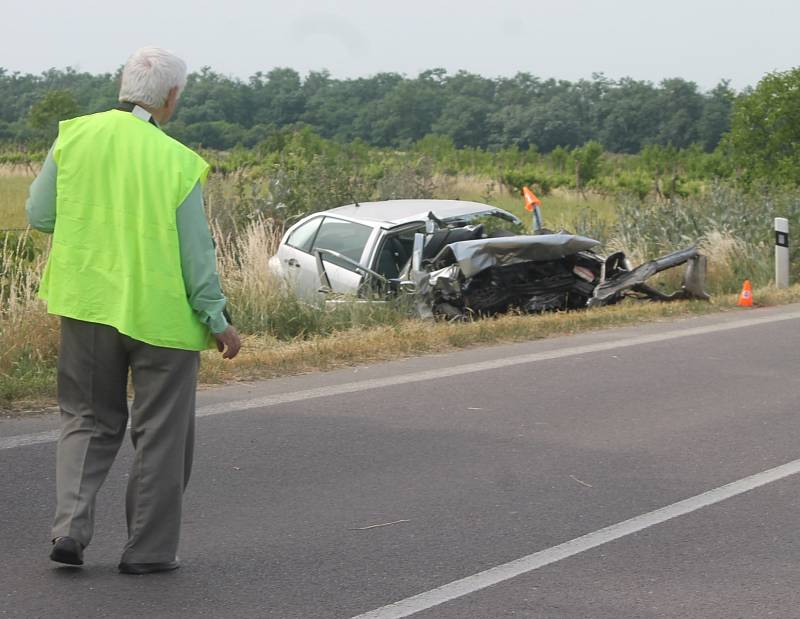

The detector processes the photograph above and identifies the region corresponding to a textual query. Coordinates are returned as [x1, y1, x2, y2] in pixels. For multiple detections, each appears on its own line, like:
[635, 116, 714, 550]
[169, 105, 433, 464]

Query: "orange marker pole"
[522, 186, 542, 233]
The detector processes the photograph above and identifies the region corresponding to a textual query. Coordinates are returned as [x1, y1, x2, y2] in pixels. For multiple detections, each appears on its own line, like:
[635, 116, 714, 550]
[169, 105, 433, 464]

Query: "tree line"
[0, 66, 735, 153]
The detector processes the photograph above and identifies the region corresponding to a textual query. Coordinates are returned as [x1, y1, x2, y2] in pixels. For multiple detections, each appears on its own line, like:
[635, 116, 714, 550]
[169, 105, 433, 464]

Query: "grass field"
[1, 171, 617, 256]
[0, 174, 32, 229]
[2, 172, 616, 235]
[435, 174, 616, 237]
[1, 169, 795, 413]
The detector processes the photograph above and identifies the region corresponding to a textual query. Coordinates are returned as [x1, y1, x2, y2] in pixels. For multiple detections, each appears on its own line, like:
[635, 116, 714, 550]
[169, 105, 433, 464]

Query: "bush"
[611, 182, 800, 291]
[729, 68, 800, 186]
[499, 166, 554, 196]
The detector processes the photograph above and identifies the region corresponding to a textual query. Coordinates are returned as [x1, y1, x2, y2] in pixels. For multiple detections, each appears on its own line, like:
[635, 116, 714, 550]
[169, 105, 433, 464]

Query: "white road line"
[2, 309, 799, 452]
[350, 457, 800, 619]
[0, 429, 60, 450]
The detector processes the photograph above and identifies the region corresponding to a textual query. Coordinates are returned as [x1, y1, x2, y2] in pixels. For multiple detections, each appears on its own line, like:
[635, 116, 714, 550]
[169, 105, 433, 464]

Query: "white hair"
[118, 46, 187, 108]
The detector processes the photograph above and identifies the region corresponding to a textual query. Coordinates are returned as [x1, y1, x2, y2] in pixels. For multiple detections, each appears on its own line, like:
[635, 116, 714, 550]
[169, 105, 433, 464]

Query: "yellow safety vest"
[39, 110, 212, 350]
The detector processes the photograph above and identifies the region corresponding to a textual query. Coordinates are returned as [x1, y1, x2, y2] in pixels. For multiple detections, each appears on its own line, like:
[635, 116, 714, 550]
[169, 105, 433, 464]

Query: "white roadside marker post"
[775, 217, 790, 288]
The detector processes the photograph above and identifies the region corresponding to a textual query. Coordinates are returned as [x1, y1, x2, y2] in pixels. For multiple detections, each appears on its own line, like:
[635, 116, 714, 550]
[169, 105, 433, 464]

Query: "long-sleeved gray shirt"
[26, 141, 229, 334]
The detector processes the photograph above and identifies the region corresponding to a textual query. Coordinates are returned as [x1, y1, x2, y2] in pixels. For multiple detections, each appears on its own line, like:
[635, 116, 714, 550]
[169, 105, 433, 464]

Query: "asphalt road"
[3, 304, 800, 618]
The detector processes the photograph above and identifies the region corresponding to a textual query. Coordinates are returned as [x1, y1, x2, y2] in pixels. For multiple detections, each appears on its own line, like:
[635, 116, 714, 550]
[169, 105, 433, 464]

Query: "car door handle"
[285, 258, 300, 267]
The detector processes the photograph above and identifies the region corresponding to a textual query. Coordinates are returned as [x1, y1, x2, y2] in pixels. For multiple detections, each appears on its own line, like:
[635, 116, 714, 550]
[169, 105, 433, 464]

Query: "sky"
[1, 0, 798, 91]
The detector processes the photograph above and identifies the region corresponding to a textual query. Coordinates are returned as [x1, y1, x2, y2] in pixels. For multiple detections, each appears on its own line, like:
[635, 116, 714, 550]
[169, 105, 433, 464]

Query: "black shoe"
[50, 537, 84, 566]
[118, 559, 180, 575]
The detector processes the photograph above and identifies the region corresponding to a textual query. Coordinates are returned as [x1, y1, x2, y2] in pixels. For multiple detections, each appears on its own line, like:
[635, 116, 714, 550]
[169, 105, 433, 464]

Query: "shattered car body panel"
[587, 247, 709, 306]
[268, 199, 710, 319]
[434, 234, 602, 278]
[411, 230, 709, 319]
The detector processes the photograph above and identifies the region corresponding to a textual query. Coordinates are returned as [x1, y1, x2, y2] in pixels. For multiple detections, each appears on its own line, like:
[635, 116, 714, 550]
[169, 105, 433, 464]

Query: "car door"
[274, 216, 326, 299]
[275, 215, 376, 300]
[309, 217, 376, 295]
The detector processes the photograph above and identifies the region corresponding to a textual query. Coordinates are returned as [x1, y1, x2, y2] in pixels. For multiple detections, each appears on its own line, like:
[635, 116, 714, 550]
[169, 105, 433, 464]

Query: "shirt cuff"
[207, 312, 229, 334]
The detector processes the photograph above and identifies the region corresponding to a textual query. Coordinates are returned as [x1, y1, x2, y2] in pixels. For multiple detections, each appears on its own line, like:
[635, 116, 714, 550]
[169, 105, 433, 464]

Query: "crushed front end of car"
[399, 219, 709, 320]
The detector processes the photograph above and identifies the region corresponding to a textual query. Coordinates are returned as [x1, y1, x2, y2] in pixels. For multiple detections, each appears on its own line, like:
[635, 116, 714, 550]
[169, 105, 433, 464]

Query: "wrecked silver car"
[268, 199, 709, 319]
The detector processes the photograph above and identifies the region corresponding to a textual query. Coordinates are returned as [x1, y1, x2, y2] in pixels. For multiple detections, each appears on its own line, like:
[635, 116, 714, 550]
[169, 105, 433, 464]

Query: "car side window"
[286, 217, 323, 252]
[311, 218, 373, 269]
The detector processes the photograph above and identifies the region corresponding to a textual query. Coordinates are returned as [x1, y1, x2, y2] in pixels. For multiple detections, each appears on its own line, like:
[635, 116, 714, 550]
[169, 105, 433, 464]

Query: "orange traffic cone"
[737, 280, 753, 307]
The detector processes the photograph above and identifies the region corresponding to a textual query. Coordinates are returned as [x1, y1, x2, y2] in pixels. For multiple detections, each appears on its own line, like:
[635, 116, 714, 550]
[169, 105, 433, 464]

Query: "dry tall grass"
[0, 174, 35, 229]
[213, 215, 283, 334]
[605, 229, 773, 296]
[0, 230, 58, 403]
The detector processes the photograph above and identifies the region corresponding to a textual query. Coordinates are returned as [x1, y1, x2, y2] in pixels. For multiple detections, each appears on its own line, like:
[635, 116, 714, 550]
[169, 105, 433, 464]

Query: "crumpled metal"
[436, 234, 601, 278]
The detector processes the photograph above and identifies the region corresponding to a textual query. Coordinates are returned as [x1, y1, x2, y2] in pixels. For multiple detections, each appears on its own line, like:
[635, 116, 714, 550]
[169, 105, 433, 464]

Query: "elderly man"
[26, 47, 240, 574]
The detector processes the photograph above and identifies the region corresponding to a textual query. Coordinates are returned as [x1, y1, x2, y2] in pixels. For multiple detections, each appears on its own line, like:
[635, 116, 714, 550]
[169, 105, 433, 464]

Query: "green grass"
[437, 176, 616, 237]
[3, 170, 617, 237]
[0, 353, 57, 406]
[535, 191, 615, 231]
[0, 174, 32, 229]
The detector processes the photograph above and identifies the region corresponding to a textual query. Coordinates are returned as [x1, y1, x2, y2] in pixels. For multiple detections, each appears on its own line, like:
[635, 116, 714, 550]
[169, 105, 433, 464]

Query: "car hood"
[435, 234, 601, 278]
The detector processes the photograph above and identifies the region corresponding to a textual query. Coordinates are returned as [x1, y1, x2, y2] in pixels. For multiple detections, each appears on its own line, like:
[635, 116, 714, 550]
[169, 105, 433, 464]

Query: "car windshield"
[443, 209, 520, 225]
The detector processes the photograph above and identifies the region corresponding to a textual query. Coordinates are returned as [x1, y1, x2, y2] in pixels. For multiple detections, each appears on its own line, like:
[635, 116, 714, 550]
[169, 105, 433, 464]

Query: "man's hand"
[213, 325, 241, 359]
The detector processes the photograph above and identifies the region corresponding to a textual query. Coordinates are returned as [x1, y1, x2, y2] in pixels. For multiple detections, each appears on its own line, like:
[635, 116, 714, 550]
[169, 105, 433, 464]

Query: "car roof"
[324, 199, 515, 227]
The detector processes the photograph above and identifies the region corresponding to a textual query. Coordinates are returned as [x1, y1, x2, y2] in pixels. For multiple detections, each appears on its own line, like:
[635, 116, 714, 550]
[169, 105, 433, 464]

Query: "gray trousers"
[52, 317, 199, 564]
